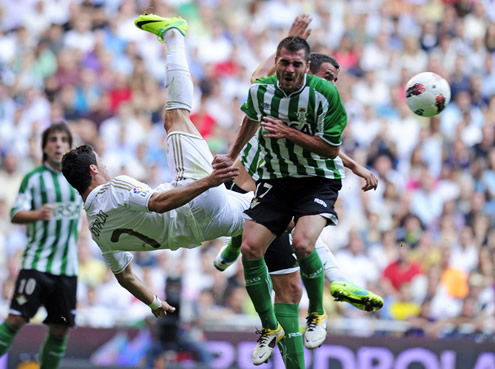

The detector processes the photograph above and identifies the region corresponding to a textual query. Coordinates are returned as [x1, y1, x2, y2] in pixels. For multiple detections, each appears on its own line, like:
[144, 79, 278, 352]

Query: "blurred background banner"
[7, 325, 495, 369]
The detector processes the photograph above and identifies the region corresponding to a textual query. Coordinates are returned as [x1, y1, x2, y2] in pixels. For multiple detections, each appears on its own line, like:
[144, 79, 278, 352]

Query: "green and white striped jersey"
[240, 135, 264, 181]
[10, 164, 82, 276]
[241, 74, 347, 180]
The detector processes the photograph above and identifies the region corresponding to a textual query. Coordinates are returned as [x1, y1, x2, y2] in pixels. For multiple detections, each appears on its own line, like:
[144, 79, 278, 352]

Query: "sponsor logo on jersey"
[90, 210, 108, 239]
[314, 198, 327, 207]
[51, 202, 80, 220]
[288, 120, 313, 134]
[132, 186, 149, 198]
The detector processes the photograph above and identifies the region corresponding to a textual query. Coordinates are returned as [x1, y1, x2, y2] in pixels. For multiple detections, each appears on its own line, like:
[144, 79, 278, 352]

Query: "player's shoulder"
[112, 175, 152, 194]
[114, 175, 139, 183]
[306, 74, 338, 96]
[20, 165, 45, 185]
[26, 165, 46, 177]
[252, 74, 277, 86]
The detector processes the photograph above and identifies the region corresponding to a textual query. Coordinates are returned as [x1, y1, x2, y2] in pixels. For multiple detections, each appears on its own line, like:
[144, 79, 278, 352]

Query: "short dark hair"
[309, 53, 340, 74]
[276, 36, 310, 61]
[41, 122, 73, 162]
[62, 145, 97, 195]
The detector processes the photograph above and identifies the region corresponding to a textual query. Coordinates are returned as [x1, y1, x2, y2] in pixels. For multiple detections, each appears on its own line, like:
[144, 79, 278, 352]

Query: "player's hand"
[38, 204, 55, 221]
[151, 301, 176, 318]
[212, 154, 234, 169]
[288, 14, 312, 39]
[352, 166, 378, 191]
[208, 165, 240, 186]
[261, 117, 289, 139]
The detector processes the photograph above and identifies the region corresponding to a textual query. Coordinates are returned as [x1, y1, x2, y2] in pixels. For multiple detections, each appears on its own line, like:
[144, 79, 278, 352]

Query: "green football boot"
[330, 281, 384, 312]
[134, 14, 188, 42]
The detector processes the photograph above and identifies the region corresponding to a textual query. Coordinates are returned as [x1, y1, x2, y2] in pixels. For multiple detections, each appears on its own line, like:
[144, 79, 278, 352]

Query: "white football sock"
[314, 238, 348, 283]
[164, 29, 193, 111]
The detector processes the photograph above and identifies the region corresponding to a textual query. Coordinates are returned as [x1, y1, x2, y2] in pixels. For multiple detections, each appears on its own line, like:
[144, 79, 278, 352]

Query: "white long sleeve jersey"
[84, 175, 252, 273]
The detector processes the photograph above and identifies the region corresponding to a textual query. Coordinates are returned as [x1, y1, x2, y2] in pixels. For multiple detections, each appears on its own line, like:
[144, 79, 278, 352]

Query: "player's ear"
[306, 60, 311, 73]
[89, 164, 98, 174]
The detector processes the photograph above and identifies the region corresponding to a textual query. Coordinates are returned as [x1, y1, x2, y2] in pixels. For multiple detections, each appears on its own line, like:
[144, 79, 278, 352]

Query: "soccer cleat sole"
[332, 289, 384, 312]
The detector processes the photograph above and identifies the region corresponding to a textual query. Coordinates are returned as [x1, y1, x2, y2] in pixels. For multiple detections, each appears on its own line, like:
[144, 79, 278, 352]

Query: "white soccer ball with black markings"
[405, 72, 451, 117]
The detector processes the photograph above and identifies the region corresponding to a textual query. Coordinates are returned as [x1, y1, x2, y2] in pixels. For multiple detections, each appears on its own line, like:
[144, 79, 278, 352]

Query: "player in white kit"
[61, 15, 251, 316]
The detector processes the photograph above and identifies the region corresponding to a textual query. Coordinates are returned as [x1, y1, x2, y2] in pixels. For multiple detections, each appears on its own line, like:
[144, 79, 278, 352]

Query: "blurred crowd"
[0, 0, 495, 342]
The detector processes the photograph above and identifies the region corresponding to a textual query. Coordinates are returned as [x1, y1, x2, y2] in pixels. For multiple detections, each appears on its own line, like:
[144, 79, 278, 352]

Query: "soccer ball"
[405, 72, 451, 117]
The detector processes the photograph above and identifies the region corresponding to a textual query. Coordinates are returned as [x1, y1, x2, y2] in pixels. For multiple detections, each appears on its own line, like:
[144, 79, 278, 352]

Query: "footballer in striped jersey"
[1, 122, 81, 369]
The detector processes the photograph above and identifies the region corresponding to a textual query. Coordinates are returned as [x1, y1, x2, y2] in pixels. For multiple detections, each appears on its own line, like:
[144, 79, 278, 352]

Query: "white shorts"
[166, 132, 253, 239]
[189, 185, 253, 240]
[167, 132, 213, 182]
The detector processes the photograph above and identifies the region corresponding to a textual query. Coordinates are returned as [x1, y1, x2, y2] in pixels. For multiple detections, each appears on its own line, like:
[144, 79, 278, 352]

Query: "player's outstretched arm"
[11, 205, 56, 223]
[250, 14, 312, 82]
[114, 264, 175, 318]
[340, 152, 378, 191]
[148, 164, 240, 213]
[213, 117, 261, 169]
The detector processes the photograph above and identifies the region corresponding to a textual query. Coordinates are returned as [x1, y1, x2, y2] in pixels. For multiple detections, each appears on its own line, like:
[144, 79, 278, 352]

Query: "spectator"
[449, 226, 480, 274]
[335, 230, 380, 292]
[382, 243, 423, 298]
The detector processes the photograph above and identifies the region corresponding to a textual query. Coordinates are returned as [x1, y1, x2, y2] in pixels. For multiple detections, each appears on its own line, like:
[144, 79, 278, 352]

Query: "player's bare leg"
[233, 158, 256, 192]
[164, 109, 200, 135]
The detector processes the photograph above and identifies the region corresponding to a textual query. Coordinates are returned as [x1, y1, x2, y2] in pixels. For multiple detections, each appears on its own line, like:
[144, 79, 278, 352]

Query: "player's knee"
[291, 237, 314, 258]
[48, 324, 70, 338]
[240, 242, 263, 259]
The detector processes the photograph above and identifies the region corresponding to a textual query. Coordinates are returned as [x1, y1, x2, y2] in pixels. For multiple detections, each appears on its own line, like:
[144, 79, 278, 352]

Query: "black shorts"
[265, 232, 298, 273]
[245, 177, 342, 236]
[226, 182, 298, 274]
[10, 269, 77, 327]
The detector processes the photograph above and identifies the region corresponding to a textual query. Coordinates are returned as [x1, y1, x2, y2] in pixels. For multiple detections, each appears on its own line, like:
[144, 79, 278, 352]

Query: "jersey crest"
[297, 107, 308, 123]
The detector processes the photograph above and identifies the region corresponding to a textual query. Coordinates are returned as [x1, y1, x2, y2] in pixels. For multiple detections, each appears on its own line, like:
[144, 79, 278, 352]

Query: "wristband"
[148, 295, 162, 310]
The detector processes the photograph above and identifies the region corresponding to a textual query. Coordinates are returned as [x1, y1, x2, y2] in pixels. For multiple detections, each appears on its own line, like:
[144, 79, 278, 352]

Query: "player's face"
[95, 154, 111, 182]
[313, 62, 339, 83]
[43, 130, 71, 168]
[276, 47, 308, 93]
